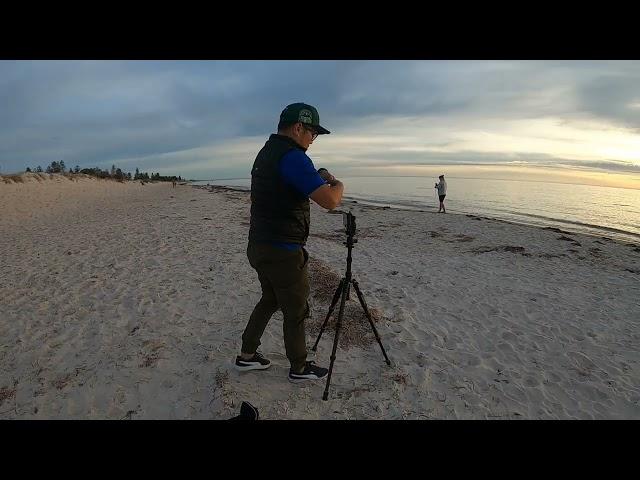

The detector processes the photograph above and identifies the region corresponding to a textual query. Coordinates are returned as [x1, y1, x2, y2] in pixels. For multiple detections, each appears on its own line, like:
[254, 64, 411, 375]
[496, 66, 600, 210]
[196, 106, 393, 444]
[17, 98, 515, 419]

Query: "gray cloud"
[575, 74, 640, 129]
[1, 60, 639, 178]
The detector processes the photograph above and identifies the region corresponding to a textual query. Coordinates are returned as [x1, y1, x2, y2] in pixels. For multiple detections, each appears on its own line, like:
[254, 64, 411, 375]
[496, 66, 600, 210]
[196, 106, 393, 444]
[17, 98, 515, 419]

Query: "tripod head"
[339, 210, 358, 249]
[342, 211, 357, 238]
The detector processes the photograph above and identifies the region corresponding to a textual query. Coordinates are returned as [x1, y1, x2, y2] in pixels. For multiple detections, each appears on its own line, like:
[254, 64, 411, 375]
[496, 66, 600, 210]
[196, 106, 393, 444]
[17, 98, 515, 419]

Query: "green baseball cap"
[279, 102, 330, 135]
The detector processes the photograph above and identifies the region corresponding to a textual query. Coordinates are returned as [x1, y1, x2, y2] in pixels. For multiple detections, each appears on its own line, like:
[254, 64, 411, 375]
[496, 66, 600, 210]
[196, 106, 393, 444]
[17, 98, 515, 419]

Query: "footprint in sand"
[501, 331, 518, 342]
[545, 371, 562, 383]
[465, 354, 481, 367]
[497, 342, 515, 354]
[566, 351, 597, 372]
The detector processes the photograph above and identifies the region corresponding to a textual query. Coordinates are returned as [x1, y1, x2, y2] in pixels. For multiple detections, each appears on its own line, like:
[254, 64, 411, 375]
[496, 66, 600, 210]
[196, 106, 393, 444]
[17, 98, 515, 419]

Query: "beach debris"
[557, 235, 582, 246]
[139, 356, 156, 368]
[544, 227, 572, 235]
[52, 373, 74, 390]
[471, 246, 528, 255]
[0, 386, 17, 405]
[307, 256, 342, 300]
[391, 372, 409, 385]
[454, 234, 475, 242]
[215, 369, 229, 389]
[309, 231, 343, 243]
[307, 256, 389, 348]
[139, 339, 165, 368]
[538, 253, 566, 259]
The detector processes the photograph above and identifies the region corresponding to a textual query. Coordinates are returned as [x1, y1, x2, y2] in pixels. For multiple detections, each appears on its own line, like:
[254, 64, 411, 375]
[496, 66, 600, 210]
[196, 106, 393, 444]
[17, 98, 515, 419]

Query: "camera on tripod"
[342, 211, 357, 237]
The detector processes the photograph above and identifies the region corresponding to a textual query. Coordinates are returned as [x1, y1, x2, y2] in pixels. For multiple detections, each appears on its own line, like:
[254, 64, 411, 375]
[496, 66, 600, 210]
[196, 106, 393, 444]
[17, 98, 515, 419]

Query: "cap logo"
[299, 109, 313, 124]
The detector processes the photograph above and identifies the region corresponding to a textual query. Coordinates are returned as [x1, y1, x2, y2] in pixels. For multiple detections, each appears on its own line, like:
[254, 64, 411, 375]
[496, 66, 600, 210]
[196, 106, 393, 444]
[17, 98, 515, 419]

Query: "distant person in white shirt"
[435, 174, 447, 213]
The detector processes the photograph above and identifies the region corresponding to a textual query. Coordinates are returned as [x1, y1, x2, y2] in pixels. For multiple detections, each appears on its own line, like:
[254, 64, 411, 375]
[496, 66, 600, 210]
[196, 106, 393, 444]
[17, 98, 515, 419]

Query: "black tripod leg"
[351, 279, 391, 366]
[312, 279, 344, 352]
[323, 279, 350, 401]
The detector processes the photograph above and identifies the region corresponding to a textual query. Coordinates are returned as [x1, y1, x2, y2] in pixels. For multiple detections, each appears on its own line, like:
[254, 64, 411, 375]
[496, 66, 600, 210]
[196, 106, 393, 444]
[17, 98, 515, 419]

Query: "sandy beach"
[1, 173, 639, 419]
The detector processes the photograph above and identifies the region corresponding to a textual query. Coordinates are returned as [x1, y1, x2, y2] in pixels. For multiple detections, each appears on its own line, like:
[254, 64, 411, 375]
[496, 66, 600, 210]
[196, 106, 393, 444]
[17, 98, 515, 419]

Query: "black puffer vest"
[248, 134, 310, 245]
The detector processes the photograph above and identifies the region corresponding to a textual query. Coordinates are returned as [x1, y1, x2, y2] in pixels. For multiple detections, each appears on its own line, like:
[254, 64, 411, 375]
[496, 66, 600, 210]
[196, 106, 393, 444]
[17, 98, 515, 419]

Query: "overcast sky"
[1, 60, 639, 186]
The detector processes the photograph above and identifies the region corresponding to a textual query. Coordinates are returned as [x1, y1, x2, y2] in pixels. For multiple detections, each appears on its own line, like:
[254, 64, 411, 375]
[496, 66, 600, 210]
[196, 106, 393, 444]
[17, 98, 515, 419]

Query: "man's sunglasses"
[301, 124, 319, 140]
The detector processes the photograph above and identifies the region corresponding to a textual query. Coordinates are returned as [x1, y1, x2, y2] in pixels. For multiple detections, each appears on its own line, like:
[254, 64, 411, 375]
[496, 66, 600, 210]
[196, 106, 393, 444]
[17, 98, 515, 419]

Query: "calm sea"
[192, 176, 640, 245]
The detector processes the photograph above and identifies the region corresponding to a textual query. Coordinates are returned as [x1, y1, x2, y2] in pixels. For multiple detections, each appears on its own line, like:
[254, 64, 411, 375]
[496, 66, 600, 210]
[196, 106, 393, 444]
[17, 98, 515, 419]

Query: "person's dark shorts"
[439, 194, 446, 202]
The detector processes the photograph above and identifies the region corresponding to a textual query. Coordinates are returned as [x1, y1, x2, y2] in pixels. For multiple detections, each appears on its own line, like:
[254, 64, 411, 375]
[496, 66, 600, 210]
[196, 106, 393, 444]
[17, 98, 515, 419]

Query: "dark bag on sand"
[228, 401, 259, 421]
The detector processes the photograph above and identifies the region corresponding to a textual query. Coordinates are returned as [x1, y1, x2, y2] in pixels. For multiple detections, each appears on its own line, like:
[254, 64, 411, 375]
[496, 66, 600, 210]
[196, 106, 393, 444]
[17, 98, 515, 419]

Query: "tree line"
[24, 161, 182, 182]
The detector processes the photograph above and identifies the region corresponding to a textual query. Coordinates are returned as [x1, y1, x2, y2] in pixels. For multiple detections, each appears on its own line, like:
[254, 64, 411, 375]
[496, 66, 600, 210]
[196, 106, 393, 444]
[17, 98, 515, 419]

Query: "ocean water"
[192, 176, 640, 244]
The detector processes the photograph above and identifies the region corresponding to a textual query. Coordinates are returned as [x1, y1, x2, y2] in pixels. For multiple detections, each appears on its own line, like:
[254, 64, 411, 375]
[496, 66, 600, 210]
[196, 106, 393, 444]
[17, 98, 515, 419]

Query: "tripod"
[312, 212, 391, 401]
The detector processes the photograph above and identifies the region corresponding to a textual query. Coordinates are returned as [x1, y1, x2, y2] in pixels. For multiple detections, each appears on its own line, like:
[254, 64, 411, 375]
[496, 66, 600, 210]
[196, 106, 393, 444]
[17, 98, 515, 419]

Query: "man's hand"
[318, 168, 338, 186]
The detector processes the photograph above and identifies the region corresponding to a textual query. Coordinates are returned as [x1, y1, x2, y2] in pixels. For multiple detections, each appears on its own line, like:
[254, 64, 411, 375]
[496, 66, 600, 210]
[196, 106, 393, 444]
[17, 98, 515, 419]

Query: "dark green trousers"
[242, 242, 310, 372]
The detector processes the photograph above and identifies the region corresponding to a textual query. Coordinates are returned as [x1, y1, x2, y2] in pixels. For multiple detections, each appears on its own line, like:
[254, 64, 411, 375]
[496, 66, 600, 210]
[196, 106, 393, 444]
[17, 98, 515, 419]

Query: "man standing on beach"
[236, 103, 344, 383]
[435, 174, 447, 213]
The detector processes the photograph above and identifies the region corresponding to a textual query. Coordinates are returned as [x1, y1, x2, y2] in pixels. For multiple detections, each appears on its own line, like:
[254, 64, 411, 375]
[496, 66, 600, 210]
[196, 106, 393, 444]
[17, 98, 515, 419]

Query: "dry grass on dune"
[307, 256, 387, 349]
[1, 172, 78, 184]
[1, 174, 26, 184]
[1, 172, 138, 185]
